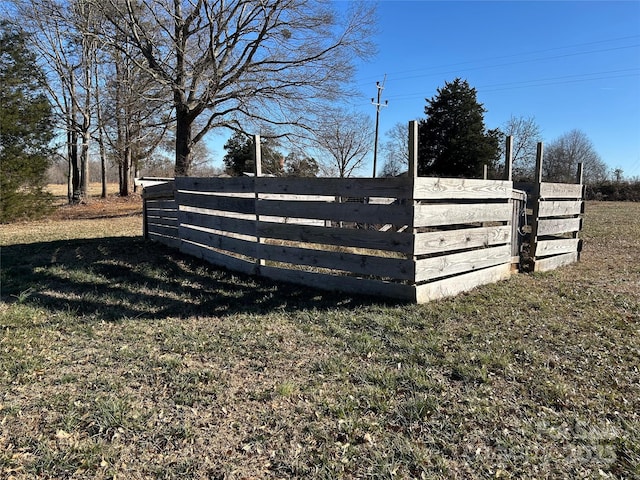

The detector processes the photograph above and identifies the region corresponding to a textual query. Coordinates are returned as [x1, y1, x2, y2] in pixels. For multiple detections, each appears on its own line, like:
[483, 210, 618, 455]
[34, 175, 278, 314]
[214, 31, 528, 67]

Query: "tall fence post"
[504, 135, 513, 181]
[408, 120, 419, 301]
[253, 134, 265, 270]
[529, 142, 544, 267]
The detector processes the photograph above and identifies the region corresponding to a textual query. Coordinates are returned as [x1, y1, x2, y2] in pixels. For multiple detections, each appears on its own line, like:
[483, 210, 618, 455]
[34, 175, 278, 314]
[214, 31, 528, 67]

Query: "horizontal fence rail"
[140, 129, 584, 302]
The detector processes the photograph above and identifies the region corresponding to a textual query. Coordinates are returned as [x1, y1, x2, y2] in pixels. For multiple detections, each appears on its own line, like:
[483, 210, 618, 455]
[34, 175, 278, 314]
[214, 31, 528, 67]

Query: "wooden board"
[539, 182, 584, 199]
[143, 181, 175, 200]
[145, 199, 177, 211]
[258, 243, 414, 281]
[179, 225, 257, 257]
[147, 223, 179, 238]
[257, 199, 412, 225]
[538, 200, 583, 218]
[415, 245, 511, 282]
[413, 178, 512, 200]
[414, 202, 511, 227]
[176, 192, 256, 214]
[259, 265, 416, 301]
[535, 238, 582, 257]
[176, 176, 255, 194]
[537, 217, 582, 236]
[255, 176, 411, 199]
[180, 210, 256, 237]
[147, 232, 181, 250]
[180, 241, 256, 276]
[146, 216, 178, 227]
[533, 251, 579, 272]
[414, 225, 511, 256]
[258, 221, 413, 254]
[416, 263, 511, 303]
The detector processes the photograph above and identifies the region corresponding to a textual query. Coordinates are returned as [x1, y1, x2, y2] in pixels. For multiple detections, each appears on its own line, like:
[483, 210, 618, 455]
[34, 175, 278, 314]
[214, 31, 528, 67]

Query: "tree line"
[1, 1, 629, 222]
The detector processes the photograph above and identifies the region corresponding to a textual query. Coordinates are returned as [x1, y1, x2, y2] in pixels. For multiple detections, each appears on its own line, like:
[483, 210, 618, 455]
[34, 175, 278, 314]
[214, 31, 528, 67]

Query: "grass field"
[1, 198, 638, 479]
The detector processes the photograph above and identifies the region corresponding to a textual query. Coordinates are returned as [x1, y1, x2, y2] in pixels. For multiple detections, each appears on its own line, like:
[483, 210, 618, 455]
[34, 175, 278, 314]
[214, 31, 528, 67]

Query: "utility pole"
[371, 75, 388, 178]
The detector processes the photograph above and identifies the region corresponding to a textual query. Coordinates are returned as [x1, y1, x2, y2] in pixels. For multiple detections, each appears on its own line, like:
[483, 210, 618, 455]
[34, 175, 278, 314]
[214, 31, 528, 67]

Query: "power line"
[355, 35, 640, 87]
[380, 68, 640, 102]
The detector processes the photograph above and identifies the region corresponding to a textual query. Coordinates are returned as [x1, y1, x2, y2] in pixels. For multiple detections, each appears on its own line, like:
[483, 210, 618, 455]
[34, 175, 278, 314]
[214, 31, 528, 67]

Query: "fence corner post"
[408, 120, 419, 301]
[142, 194, 149, 240]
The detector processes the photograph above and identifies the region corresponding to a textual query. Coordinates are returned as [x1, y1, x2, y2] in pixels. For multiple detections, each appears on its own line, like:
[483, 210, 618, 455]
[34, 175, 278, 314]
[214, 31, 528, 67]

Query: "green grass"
[0, 201, 638, 478]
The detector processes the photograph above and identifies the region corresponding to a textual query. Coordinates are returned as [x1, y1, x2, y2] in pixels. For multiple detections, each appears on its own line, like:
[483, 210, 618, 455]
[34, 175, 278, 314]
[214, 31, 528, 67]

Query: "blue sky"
[349, 0, 640, 178]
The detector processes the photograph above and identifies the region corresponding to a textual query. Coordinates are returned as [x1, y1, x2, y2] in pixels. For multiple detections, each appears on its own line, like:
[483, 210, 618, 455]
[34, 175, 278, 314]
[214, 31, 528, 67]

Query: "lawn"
[0, 198, 638, 479]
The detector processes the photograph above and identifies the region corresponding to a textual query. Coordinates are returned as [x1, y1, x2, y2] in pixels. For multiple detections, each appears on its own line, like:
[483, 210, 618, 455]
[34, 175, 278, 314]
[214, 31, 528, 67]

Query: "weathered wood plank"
[535, 238, 582, 257]
[257, 221, 413, 254]
[146, 199, 177, 210]
[179, 225, 257, 257]
[257, 199, 412, 225]
[539, 182, 584, 199]
[255, 176, 411, 198]
[180, 210, 256, 237]
[537, 217, 582, 236]
[147, 232, 181, 250]
[413, 178, 513, 200]
[176, 176, 255, 194]
[414, 202, 511, 227]
[259, 265, 416, 301]
[538, 200, 583, 218]
[533, 251, 579, 272]
[143, 181, 175, 200]
[176, 191, 256, 214]
[414, 225, 511, 256]
[147, 223, 179, 238]
[415, 245, 511, 282]
[416, 263, 511, 303]
[146, 216, 178, 228]
[180, 241, 256, 275]
[259, 243, 414, 281]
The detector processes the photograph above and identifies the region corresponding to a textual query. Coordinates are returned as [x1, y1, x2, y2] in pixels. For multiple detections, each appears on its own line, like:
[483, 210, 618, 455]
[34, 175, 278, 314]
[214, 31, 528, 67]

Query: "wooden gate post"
[529, 142, 544, 268]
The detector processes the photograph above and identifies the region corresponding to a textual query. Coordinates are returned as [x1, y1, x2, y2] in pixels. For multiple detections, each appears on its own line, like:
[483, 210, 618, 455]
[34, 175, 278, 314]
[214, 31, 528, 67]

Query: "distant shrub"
[585, 181, 640, 202]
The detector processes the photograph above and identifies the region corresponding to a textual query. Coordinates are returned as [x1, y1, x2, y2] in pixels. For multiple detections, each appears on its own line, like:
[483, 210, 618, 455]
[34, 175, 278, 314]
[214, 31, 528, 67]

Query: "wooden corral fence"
[516, 143, 585, 272]
[142, 122, 584, 302]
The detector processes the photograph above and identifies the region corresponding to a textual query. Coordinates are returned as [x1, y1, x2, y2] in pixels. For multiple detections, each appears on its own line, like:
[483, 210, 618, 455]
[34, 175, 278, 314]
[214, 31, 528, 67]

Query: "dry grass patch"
[0, 201, 638, 479]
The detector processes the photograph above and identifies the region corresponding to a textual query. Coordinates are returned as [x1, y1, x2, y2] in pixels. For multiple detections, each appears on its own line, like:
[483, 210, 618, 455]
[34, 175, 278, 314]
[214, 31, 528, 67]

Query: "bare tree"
[311, 109, 374, 178]
[502, 115, 542, 181]
[93, 0, 376, 176]
[544, 129, 608, 183]
[380, 122, 409, 177]
[14, 0, 98, 202]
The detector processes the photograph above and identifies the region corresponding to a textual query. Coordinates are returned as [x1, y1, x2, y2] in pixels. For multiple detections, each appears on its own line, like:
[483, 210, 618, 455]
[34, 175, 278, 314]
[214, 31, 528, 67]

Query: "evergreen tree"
[284, 152, 319, 177]
[0, 21, 54, 222]
[418, 78, 500, 177]
[222, 132, 283, 176]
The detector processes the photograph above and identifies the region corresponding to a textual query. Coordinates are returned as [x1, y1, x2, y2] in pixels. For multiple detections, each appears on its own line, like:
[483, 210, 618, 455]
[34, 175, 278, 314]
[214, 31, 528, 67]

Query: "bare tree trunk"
[175, 105, 192, 177]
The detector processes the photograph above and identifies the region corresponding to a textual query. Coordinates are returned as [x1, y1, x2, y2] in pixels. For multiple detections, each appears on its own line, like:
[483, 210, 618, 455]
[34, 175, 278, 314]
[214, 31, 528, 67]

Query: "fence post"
[504, 135, 513, 181]
[142, 196, 149, 240]
[408, 120, 418, 301]
[576, 162, 584, 185]
[529, 142, 544, 269]
[253, 135, 265, 270]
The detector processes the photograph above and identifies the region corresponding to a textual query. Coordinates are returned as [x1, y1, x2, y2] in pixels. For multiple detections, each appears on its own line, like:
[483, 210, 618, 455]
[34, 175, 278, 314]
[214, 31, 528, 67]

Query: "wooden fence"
[516, 143, 585, 272]
[142, 123, 584, 302]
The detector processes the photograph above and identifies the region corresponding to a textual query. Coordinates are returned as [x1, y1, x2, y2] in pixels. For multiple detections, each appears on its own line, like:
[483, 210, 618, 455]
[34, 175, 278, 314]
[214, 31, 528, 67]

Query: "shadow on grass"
[2, 236, 398, 322]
